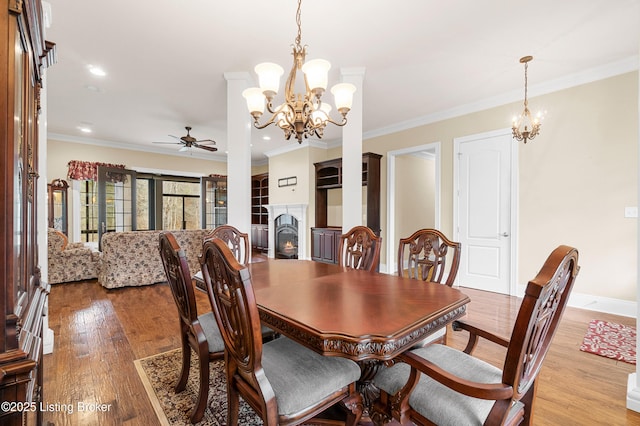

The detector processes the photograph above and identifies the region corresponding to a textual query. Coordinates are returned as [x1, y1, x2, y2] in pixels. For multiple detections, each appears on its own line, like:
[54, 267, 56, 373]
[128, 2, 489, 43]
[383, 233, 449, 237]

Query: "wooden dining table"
[196, 258, 470, 412]
[246, 259, 470, 362]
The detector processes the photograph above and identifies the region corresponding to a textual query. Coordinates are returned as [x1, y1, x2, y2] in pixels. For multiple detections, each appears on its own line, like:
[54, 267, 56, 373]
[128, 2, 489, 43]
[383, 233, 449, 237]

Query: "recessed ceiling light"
[84, 84, 103, 93]
[77, 126, 92, 133]
[88, 65, 106, 77]
[262, 136, 271, 141]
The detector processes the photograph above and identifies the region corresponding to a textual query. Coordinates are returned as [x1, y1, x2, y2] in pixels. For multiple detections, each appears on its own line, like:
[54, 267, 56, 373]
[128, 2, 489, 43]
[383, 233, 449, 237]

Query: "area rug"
[134, 349, 263, 425]
[580, 319, 636, 365]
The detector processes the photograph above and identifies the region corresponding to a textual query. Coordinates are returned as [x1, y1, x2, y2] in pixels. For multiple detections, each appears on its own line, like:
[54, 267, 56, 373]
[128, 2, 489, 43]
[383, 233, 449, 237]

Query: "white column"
[340, 68, 365, 232]
[627, 41, 640, 412]
[224, 72, 253, 236]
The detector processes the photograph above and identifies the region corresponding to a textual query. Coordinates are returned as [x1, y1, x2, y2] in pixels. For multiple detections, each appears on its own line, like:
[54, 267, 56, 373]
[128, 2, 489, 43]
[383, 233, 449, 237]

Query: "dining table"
[237, 258, 471, 411]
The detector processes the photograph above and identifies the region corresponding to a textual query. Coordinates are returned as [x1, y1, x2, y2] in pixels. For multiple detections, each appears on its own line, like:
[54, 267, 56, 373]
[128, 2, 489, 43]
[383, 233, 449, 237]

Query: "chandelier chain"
[523, 61, 529, 108]
[295, 0, 302, 49]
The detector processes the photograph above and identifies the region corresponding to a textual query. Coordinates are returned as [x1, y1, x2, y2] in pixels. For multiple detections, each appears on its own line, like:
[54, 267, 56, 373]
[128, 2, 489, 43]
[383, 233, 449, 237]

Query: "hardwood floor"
[43, 274, 640, 425]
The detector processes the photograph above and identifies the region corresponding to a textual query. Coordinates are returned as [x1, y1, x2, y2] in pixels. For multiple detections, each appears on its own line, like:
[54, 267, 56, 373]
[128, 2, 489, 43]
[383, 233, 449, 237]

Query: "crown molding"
[363, 56, 639, 141]
[48, 133, 228, 163]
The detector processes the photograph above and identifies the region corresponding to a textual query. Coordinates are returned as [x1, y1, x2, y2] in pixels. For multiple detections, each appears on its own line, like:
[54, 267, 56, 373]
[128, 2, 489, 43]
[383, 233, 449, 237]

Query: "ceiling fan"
[153, 126, 218, 152]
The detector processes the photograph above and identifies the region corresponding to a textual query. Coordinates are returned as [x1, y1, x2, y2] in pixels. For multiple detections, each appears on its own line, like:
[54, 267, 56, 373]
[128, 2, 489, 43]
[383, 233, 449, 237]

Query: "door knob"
[501, 232, 509, 237]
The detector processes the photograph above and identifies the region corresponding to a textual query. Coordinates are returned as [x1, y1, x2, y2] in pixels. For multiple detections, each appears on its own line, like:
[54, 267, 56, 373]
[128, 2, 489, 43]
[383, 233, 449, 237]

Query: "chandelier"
[512, 56, 542, 144]
[242, 0, 356, 144]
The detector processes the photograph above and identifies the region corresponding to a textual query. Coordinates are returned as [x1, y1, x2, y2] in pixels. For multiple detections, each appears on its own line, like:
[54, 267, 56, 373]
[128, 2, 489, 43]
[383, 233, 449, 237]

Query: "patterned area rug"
[580, 319, 636, 364]
[134, 349, 263, 425]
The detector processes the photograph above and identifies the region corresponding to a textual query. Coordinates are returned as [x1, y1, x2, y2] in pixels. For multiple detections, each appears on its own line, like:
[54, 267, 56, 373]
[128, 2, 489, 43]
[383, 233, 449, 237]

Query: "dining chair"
[158, 231, 225, 424]
[204, 224, 250, 265]
[338, 225, 382, 272]
[397, 228, 461, 287]
[371, 245, 580, 426]
[200, 237, 364, 426]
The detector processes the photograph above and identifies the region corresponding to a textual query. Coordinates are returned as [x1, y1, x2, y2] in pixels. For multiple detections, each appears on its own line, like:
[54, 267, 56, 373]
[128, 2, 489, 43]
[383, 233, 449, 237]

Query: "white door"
[454, 130, 516, 294]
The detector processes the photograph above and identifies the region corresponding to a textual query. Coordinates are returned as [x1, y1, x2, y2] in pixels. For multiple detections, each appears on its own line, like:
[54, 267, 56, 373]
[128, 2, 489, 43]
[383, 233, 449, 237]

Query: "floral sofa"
[98, 229, 209, 289]
[48, 228, 101, 284]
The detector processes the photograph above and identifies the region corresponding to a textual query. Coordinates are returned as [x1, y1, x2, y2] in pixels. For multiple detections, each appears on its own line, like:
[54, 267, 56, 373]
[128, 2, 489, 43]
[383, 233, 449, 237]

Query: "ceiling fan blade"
[195, 139, 216, 144]
[152, 141, 181, 145]
[195, 144, 218, 152]
[168, 134, 181, 140]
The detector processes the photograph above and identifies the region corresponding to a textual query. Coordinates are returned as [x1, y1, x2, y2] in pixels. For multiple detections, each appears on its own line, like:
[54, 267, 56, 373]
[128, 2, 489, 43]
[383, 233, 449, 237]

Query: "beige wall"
[357, 71, 637, 301]
[395, 155, 436, 246]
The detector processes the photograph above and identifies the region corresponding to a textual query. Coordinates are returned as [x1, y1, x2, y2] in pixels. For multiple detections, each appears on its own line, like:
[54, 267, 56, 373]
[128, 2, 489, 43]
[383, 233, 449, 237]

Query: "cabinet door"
[311, 229, 322, 261]
[322, 231, 335, 263]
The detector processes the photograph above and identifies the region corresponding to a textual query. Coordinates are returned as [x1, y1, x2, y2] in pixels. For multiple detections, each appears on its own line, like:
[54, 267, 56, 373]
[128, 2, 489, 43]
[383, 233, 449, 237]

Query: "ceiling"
[43, 0, 639, 164]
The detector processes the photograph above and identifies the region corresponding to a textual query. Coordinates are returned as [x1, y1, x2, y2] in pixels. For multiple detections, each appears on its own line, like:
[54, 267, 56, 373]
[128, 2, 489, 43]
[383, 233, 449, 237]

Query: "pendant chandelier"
[242, 0, 356, 144]
[512, 56, 542, 144]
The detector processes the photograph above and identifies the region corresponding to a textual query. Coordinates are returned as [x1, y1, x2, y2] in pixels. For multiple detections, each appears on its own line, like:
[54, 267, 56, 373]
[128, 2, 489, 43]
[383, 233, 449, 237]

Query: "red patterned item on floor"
[580, 319, 636, 365]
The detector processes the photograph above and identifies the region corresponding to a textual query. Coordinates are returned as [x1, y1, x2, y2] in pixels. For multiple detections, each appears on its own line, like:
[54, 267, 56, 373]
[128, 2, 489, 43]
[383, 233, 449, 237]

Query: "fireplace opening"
[275, 214, 298, 259]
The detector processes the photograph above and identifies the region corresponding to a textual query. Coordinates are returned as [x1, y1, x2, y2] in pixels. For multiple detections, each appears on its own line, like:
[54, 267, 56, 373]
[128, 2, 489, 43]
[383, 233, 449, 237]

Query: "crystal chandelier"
[242, 0, 356, 144]
[512, 56, 542, 144]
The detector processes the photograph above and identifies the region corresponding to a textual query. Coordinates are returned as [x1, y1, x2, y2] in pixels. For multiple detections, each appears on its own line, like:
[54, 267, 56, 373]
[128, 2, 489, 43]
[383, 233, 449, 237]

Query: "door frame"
[386, 141, 441, 274]
[453, 128, 519, 295]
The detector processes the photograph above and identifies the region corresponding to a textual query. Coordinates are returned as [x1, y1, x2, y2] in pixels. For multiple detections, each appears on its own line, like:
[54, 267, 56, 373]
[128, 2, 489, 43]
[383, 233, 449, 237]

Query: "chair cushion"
[374, 344, 513, 426]
[197, 312, 225, 353]
[262, 337, 361, 417]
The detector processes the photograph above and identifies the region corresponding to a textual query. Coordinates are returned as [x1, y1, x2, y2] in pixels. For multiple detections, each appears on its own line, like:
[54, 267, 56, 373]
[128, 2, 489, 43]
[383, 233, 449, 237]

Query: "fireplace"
[275, 214, 298, 259]
[264, 204, 307, 259]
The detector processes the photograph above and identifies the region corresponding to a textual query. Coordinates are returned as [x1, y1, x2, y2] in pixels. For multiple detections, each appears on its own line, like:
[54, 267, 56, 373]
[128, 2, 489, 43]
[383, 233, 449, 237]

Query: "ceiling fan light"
[302, 59, 331, 95]
[179, 146, 189, 152]
[331, 83, 356, 114]
[242, 87, 266, 116]
[255, 62, 284, 99]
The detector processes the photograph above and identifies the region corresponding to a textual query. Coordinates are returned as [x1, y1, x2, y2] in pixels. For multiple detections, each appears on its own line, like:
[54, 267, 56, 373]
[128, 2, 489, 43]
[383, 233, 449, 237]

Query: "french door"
[97, 166, 137, 248]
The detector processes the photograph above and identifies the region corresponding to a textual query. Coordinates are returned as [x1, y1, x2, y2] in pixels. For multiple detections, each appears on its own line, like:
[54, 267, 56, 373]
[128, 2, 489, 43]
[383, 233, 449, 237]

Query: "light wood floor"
[43, 272, 640, 425]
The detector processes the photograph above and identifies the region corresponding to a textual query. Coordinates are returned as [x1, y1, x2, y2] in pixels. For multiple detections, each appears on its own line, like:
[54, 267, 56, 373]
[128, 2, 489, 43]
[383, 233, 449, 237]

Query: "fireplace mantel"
[264, 204, 308, 259]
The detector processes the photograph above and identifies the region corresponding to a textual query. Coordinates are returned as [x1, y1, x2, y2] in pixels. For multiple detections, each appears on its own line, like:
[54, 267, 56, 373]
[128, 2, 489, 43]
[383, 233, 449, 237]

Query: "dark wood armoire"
[1, 1, 55, 424]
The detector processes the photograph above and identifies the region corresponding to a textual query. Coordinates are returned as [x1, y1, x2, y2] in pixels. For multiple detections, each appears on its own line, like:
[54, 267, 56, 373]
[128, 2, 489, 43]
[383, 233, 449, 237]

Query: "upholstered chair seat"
[374, 344, 522, 426]
[262, 337, 362, 418]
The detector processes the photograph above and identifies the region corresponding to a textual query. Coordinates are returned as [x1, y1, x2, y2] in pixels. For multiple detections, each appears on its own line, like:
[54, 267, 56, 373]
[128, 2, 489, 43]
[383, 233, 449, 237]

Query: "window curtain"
[67, 160, 127, 183]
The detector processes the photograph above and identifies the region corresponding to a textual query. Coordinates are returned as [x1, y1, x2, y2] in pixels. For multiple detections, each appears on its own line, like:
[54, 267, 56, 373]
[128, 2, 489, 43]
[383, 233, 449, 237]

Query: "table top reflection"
[247, 259, 469, 361]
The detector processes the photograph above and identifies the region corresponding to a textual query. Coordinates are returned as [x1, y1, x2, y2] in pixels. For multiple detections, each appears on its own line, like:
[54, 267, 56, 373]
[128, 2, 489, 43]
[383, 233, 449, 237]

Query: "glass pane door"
[97, 166, 137, 247]
[201, 176, 227, 228]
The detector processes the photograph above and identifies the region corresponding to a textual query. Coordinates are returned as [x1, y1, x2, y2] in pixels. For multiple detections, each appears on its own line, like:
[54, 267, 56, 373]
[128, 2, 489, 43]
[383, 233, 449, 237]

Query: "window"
[162, 180, 200, 230]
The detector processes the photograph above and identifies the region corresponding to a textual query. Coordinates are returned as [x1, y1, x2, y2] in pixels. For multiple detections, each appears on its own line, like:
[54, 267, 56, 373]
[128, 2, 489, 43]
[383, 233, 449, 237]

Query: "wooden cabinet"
[1, 1, 56, 425]
[311, 227, 342, 264]
[251, 173, 269, 251]
[314, 152, 382, 233]
[251, 224, 269, 252]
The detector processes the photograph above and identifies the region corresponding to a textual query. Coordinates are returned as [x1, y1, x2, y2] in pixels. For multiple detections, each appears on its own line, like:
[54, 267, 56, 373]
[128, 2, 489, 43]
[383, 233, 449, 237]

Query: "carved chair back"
[338, 226, 382, 272]
[159, 232, 198, 326]
[200, 238, 269, 407]
[204, 225, 250, 265]
[397, 228, 461, 286]
[504, 245, 579, 402]
[159, 231, 224, 423]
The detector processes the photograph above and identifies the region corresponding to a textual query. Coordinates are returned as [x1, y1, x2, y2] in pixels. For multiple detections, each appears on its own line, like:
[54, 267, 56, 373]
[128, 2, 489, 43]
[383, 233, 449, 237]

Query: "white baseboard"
[628, 374, 640, 413]
[516, 285, 637, 318]
[566, 291, 637, 318]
